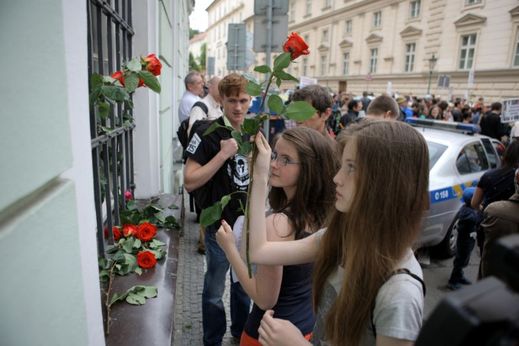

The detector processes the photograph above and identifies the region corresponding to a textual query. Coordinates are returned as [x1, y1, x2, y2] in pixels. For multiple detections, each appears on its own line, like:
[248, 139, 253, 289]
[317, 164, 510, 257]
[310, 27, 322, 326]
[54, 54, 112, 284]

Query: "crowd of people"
[178, 70, 518, 346]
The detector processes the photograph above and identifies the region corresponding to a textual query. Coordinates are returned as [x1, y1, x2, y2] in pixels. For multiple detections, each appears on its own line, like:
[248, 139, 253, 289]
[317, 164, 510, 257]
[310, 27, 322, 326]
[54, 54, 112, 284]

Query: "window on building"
[345, 19, 352, 34]
[465, 0, 482, 5]
[306, 0, 312, 15]
[303, 58, 308, 76]
[324, 0, 332, 8]
[342, 52, 350, 75]
[514, 31, 519, 67]
[370, 48, 378, 73]
[322, 29, 329, 42]
[405, 43, 416, 72]
[409, 0, 420, 18]
[320, 55, 327, 75]
[459, 33, 477, 70]
[373, 11, 382, 28]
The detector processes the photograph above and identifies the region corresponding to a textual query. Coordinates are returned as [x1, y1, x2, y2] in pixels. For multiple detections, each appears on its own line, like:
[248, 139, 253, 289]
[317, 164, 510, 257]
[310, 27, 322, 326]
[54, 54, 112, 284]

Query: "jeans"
[202, 226, 251, 346]
[449, 222, 476, 284]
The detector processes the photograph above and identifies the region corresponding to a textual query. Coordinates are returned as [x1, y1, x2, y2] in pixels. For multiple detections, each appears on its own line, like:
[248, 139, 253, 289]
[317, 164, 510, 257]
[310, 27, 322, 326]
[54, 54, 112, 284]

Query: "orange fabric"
[240, 331, 312, 346]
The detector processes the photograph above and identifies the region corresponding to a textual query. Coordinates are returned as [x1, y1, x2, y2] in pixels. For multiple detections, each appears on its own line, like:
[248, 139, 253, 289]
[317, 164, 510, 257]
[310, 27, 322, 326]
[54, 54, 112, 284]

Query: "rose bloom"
[122, 224, 138, 237]
[124, 190, 133, 201]
[137, 251, 157, 269]
[143, 53, 162, 76]
[136, 222, 157, 242]
[104, 226, 122, 241]
[283, 32, 310, 60]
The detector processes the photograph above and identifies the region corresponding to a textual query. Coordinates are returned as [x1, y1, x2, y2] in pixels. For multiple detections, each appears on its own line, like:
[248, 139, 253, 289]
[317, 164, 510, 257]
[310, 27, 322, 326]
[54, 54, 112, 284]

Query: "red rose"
[122, 224, 138, 237]
[124, 190, 133, 201]
[104, 226, 122, 241]
[111, 70, 125, 86]
[283, 32, 310, 60]
[136, 222, 157, 242]
[137, 251, 157, 269]
[143, 53, 162, 76]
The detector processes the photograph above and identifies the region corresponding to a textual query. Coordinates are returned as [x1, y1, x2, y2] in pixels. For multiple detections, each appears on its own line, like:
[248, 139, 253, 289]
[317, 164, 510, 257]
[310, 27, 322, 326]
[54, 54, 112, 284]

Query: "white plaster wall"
[60, 0, 105, 344]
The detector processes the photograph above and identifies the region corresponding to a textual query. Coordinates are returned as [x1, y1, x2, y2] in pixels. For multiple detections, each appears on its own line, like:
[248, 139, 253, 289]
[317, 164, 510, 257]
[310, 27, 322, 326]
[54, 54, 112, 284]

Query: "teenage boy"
[184, 73, 251, 346]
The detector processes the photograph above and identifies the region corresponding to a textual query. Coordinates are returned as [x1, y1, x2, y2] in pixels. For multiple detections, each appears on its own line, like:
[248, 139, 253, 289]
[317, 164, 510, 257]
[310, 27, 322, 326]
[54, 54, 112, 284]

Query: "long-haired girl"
[216, 127, 338, 345]
[239, 119, 429, 346]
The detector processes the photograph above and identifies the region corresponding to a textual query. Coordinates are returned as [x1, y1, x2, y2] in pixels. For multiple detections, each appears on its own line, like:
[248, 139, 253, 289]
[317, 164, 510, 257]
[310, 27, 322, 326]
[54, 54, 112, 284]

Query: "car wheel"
[431, 216, 459, 259]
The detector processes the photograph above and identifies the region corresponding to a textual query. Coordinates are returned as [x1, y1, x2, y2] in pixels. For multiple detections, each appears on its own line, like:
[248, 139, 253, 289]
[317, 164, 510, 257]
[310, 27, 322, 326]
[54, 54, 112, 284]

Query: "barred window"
[343, 52, 350, 75]
[409, 0, 421, 18]
[373, 11, 382, 28]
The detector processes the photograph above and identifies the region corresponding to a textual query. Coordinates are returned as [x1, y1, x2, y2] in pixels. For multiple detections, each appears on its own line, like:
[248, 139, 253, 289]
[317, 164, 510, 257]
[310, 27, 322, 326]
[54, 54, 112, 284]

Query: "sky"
[189, 0, 212, 32]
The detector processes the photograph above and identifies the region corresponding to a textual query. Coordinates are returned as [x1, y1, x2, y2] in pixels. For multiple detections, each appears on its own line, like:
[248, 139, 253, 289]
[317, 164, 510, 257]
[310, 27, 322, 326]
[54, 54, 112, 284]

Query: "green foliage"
[189, 52, 200, 72]
[268, 94, 285, 114]
[285, 101, 317, 121]
[200, 194, 232, 227]
[254, 65, 271, 74]
[246, 80, 263, 97]
[119, 200, 180, 230]
[138, 71, 161, 93]
[198, 43, 207, 72]
[273, 52, 291, 72]
[109, 285, 158, 306]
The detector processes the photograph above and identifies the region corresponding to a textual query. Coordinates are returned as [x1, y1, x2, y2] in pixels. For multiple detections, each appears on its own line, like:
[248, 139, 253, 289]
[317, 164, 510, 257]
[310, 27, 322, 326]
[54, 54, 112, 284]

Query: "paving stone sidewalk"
[172, 201, 239, 346]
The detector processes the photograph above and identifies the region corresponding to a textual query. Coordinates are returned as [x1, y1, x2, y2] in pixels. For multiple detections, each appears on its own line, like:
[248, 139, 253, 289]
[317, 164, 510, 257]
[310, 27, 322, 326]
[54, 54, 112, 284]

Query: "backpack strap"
[192, 101, 209, 116]
[371, 268, 426, 337]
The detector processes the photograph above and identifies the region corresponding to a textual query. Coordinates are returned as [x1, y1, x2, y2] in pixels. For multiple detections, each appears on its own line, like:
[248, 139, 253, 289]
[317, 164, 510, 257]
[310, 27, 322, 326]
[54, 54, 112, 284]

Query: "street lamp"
[427, 54, 437, 96]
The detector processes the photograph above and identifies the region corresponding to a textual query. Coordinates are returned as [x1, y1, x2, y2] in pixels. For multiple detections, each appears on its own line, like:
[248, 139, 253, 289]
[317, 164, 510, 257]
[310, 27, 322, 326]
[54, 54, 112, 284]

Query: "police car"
[407, 118, 504, 257]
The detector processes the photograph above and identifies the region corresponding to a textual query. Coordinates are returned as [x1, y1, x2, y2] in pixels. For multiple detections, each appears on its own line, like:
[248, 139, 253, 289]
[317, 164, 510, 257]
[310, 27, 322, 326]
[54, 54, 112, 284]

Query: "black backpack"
[177, 101, 209, 151]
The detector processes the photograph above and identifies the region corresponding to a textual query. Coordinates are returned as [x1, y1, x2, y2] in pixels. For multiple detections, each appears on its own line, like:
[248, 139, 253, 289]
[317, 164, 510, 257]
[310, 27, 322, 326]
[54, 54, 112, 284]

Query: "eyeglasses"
[271, 151, 300, 166]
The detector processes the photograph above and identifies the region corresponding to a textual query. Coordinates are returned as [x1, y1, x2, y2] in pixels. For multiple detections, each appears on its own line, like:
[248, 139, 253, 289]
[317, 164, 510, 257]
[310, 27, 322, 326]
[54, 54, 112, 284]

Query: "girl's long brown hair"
[312, 120, 430, 345]
[269, 127, 338, 238]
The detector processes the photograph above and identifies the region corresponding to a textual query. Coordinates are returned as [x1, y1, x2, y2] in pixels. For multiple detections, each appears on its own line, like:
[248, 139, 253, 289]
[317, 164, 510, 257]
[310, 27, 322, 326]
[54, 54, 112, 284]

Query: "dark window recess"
[481, 138, 498, 168]
[87, 0, 134, 256]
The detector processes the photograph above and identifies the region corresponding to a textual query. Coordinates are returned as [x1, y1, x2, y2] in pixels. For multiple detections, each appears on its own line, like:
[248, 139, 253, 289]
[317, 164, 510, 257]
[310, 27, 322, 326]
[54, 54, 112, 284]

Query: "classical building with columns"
[204, 0, 519, 101]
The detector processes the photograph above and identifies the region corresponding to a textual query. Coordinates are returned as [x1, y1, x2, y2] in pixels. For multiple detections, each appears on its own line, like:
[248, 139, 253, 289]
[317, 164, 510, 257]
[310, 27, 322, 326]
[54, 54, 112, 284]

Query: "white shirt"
[187, 93, 223, 135]
[178, 91, 201, 123]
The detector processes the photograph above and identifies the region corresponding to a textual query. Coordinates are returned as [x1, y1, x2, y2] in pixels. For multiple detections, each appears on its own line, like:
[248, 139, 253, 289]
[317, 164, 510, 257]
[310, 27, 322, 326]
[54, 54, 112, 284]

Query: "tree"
[198, 43, 207, 73]
[189, 52, 200, 72]
[189, 28, 200, 40]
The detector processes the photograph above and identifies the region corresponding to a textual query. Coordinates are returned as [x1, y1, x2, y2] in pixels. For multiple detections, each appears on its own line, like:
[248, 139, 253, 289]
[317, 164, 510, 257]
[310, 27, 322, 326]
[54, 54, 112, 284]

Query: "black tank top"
[243, 233, 315, 339]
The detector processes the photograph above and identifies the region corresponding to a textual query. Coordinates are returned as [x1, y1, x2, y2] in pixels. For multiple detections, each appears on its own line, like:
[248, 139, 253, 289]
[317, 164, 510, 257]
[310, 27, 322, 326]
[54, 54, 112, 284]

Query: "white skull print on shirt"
[227, 154, 249, 191]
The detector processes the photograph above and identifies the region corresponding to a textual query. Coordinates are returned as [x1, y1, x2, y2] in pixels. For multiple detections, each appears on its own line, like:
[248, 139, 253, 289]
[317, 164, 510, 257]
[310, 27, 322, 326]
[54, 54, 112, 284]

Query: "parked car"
[407, 119, 504, 258]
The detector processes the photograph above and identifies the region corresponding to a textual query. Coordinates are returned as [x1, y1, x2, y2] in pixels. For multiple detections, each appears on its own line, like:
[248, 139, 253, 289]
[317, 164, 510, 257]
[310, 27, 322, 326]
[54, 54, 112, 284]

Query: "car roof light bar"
[405, 118, 476, 135]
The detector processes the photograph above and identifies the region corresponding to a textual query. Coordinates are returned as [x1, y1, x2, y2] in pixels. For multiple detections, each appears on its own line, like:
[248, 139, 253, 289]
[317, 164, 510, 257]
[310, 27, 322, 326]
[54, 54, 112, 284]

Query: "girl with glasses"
[233, 119, 429, 346]
[216, 127, 338, 345]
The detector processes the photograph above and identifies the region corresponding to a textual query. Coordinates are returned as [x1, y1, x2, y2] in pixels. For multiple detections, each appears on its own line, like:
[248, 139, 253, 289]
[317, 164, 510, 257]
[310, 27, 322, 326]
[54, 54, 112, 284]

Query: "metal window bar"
[87, 0, 134, 257]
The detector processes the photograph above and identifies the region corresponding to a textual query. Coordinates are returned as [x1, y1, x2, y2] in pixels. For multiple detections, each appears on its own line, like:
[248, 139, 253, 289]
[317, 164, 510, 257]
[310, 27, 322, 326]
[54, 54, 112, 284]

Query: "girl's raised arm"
[248, 133, 320, 266]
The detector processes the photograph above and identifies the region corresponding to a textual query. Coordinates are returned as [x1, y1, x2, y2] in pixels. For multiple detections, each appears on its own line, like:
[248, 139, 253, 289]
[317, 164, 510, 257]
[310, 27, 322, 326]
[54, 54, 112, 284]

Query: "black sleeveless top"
[243, 232, 315, 339]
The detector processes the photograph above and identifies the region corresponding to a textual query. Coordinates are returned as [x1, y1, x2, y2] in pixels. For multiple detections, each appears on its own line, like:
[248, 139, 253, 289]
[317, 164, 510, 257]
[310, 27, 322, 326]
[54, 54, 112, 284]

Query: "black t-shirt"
[477, 166, 516, 209]
[480, 112, 502, 140]
[185, 116, 249, 228]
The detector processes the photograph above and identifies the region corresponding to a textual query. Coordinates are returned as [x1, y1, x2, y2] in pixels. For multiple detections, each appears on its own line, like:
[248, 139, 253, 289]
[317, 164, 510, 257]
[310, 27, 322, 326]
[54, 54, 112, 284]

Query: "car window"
[426, 141, 447, 170]
[481, 138, 498, 168]
[456, 142, 489, 175]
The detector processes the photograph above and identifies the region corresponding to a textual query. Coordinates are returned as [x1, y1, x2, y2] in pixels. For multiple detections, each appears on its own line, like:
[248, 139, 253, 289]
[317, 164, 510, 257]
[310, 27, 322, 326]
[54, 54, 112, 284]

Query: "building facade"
[0, 1, 193, 345]
[204, 0, 519, 101]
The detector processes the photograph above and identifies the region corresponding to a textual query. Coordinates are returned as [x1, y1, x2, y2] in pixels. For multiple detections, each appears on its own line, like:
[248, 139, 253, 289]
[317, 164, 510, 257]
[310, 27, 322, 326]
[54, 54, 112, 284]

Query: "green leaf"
[284, 101, 317, 121]
[238, 141, 252, 156]
[124, 71, 139, 93]
[150, 249, 165, 260]
[138, 70, 161, 93]
[168, 203, 179, 210]
[200, 203, 223, 227]
[138, 285, 158, 298]
[126, 292, 146, 305]
[164, 215, 180, 229]
[276, 77, 282, 88]
[133, 239, 142, 249]
[101, 85, 129, 102]
[242, 118, 261, 135]
[97, 101, 110, 120]
[154, 212, 166, 224]
[268, 95, 284, 114]
[134, 267, 143, 275]
[122, 238, 134, 253]
[109, 292, 128, 306]
[203, 121, 222, 136]
[220, 195, 231, 209]
[254, 65, 271, 74]
[246, 80, 263, 97]
[126, 200, 138, 211]
[231, 131, 243, 145]
[126, 58, 142, 72]
[273, 52, 291, 72]
[275, 70, 299, 82]
[90, 73, 103, 90]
